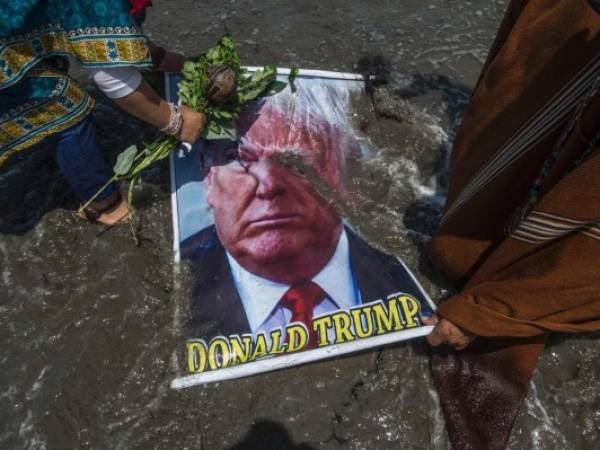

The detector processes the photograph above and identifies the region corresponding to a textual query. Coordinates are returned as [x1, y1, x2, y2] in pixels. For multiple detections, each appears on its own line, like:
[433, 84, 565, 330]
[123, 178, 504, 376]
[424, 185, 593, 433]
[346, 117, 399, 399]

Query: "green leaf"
[202, 119, 238, 140]
[238, 84, 271, 103]
[237, 66, 278, 103]
[250, 65, 276, 83]
[178, 83, 190, 95]
[206, 46, 221, 62]
[207, 120, 221, 132]
[210, 108, 234, 119]
[266, 80, 287, 95]
[220, 34, 235, 51]
[288, 67, 299, 93]
[113, 145, 138, 176]
[182, 61, 196, 80]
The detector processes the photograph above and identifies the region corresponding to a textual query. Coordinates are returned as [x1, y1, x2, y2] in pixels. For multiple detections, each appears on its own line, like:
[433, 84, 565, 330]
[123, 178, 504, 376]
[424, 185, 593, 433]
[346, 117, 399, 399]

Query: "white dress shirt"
[226, 230, 361, 340]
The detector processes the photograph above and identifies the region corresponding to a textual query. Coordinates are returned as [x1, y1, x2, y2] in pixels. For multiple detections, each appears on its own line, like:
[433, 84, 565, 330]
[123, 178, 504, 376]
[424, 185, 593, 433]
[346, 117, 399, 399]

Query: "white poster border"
[171, 324, 433, 389]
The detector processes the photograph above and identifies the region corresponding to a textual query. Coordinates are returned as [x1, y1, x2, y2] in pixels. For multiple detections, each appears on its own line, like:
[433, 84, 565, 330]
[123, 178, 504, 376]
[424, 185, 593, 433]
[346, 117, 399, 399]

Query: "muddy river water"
[1, 1, 599, 449]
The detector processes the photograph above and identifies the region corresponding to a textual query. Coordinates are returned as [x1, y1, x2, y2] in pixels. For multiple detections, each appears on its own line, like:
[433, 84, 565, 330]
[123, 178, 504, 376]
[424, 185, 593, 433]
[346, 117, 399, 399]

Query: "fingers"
[426, 318, 475, 351]
[177, 106, 206, 143]
[421, 314, 439, 326]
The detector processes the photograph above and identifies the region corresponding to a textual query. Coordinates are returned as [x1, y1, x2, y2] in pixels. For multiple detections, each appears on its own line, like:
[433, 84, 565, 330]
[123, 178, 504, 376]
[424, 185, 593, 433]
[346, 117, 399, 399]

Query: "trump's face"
[203, 106, 344, 283]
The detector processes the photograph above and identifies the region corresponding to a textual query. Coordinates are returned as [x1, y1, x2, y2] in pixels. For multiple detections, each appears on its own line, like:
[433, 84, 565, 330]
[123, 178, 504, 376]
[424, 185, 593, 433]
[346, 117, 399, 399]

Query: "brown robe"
[429, 1, 600, 449]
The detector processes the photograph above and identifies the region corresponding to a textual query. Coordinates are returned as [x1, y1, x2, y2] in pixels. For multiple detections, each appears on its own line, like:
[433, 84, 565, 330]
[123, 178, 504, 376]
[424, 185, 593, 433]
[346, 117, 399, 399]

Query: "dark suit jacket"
[180, 226, 433, 340]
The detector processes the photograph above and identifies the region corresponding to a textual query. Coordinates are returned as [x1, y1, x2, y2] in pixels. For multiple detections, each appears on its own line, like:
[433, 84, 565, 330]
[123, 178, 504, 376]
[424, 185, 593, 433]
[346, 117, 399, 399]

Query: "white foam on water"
[25, 366, 51, 401]
[0, 384, 17, 401]
[0, 241, 10, 287]
[407, 159, 437, 198]
[17, 410, 34, 438]
[17, 409, 47, 449]
[426, 385, 449, 450]
[527, 380, 569, 449]
[426, 123, 448, 144]
[404, 118, 449, 204]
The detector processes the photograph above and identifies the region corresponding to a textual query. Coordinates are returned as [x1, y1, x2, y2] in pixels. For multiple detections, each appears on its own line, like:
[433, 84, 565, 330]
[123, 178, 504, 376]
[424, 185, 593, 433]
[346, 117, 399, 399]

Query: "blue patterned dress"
[0, 0, 152, 165]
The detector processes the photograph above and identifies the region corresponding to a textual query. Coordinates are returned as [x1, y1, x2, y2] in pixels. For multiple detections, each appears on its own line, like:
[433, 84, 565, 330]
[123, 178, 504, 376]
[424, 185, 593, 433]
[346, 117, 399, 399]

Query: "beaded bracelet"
[160, 102, 183, 136]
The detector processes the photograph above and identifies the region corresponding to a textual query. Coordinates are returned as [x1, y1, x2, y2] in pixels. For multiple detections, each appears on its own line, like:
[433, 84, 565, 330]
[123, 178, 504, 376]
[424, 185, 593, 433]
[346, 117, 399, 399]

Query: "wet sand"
[1, 1, 599, 449]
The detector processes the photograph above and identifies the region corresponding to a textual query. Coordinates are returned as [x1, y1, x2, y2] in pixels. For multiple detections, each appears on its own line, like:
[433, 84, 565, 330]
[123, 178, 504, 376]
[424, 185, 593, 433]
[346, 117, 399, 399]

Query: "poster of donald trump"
[166, 68, 436, 389]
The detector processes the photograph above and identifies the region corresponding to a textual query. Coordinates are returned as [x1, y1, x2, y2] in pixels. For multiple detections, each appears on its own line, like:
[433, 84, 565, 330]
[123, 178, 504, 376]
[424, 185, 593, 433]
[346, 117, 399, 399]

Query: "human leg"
[52, 116, 129, 225]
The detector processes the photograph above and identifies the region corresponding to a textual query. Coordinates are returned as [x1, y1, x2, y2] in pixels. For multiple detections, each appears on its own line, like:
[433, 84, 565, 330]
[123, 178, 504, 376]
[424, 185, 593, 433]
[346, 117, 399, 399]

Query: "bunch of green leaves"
[178, 34, 285, 140]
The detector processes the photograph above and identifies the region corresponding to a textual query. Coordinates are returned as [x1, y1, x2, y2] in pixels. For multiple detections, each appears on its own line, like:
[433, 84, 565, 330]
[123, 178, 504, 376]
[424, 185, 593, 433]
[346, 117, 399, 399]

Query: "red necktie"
[280, 280, 328, 349]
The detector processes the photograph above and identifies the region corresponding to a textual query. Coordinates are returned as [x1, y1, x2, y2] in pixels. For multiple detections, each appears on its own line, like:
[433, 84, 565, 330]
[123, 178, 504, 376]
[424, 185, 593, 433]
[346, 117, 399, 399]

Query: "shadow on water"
[0, 145, 74, 235]
[546, 330, 600, 348]
[226, 420, 316, 450]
